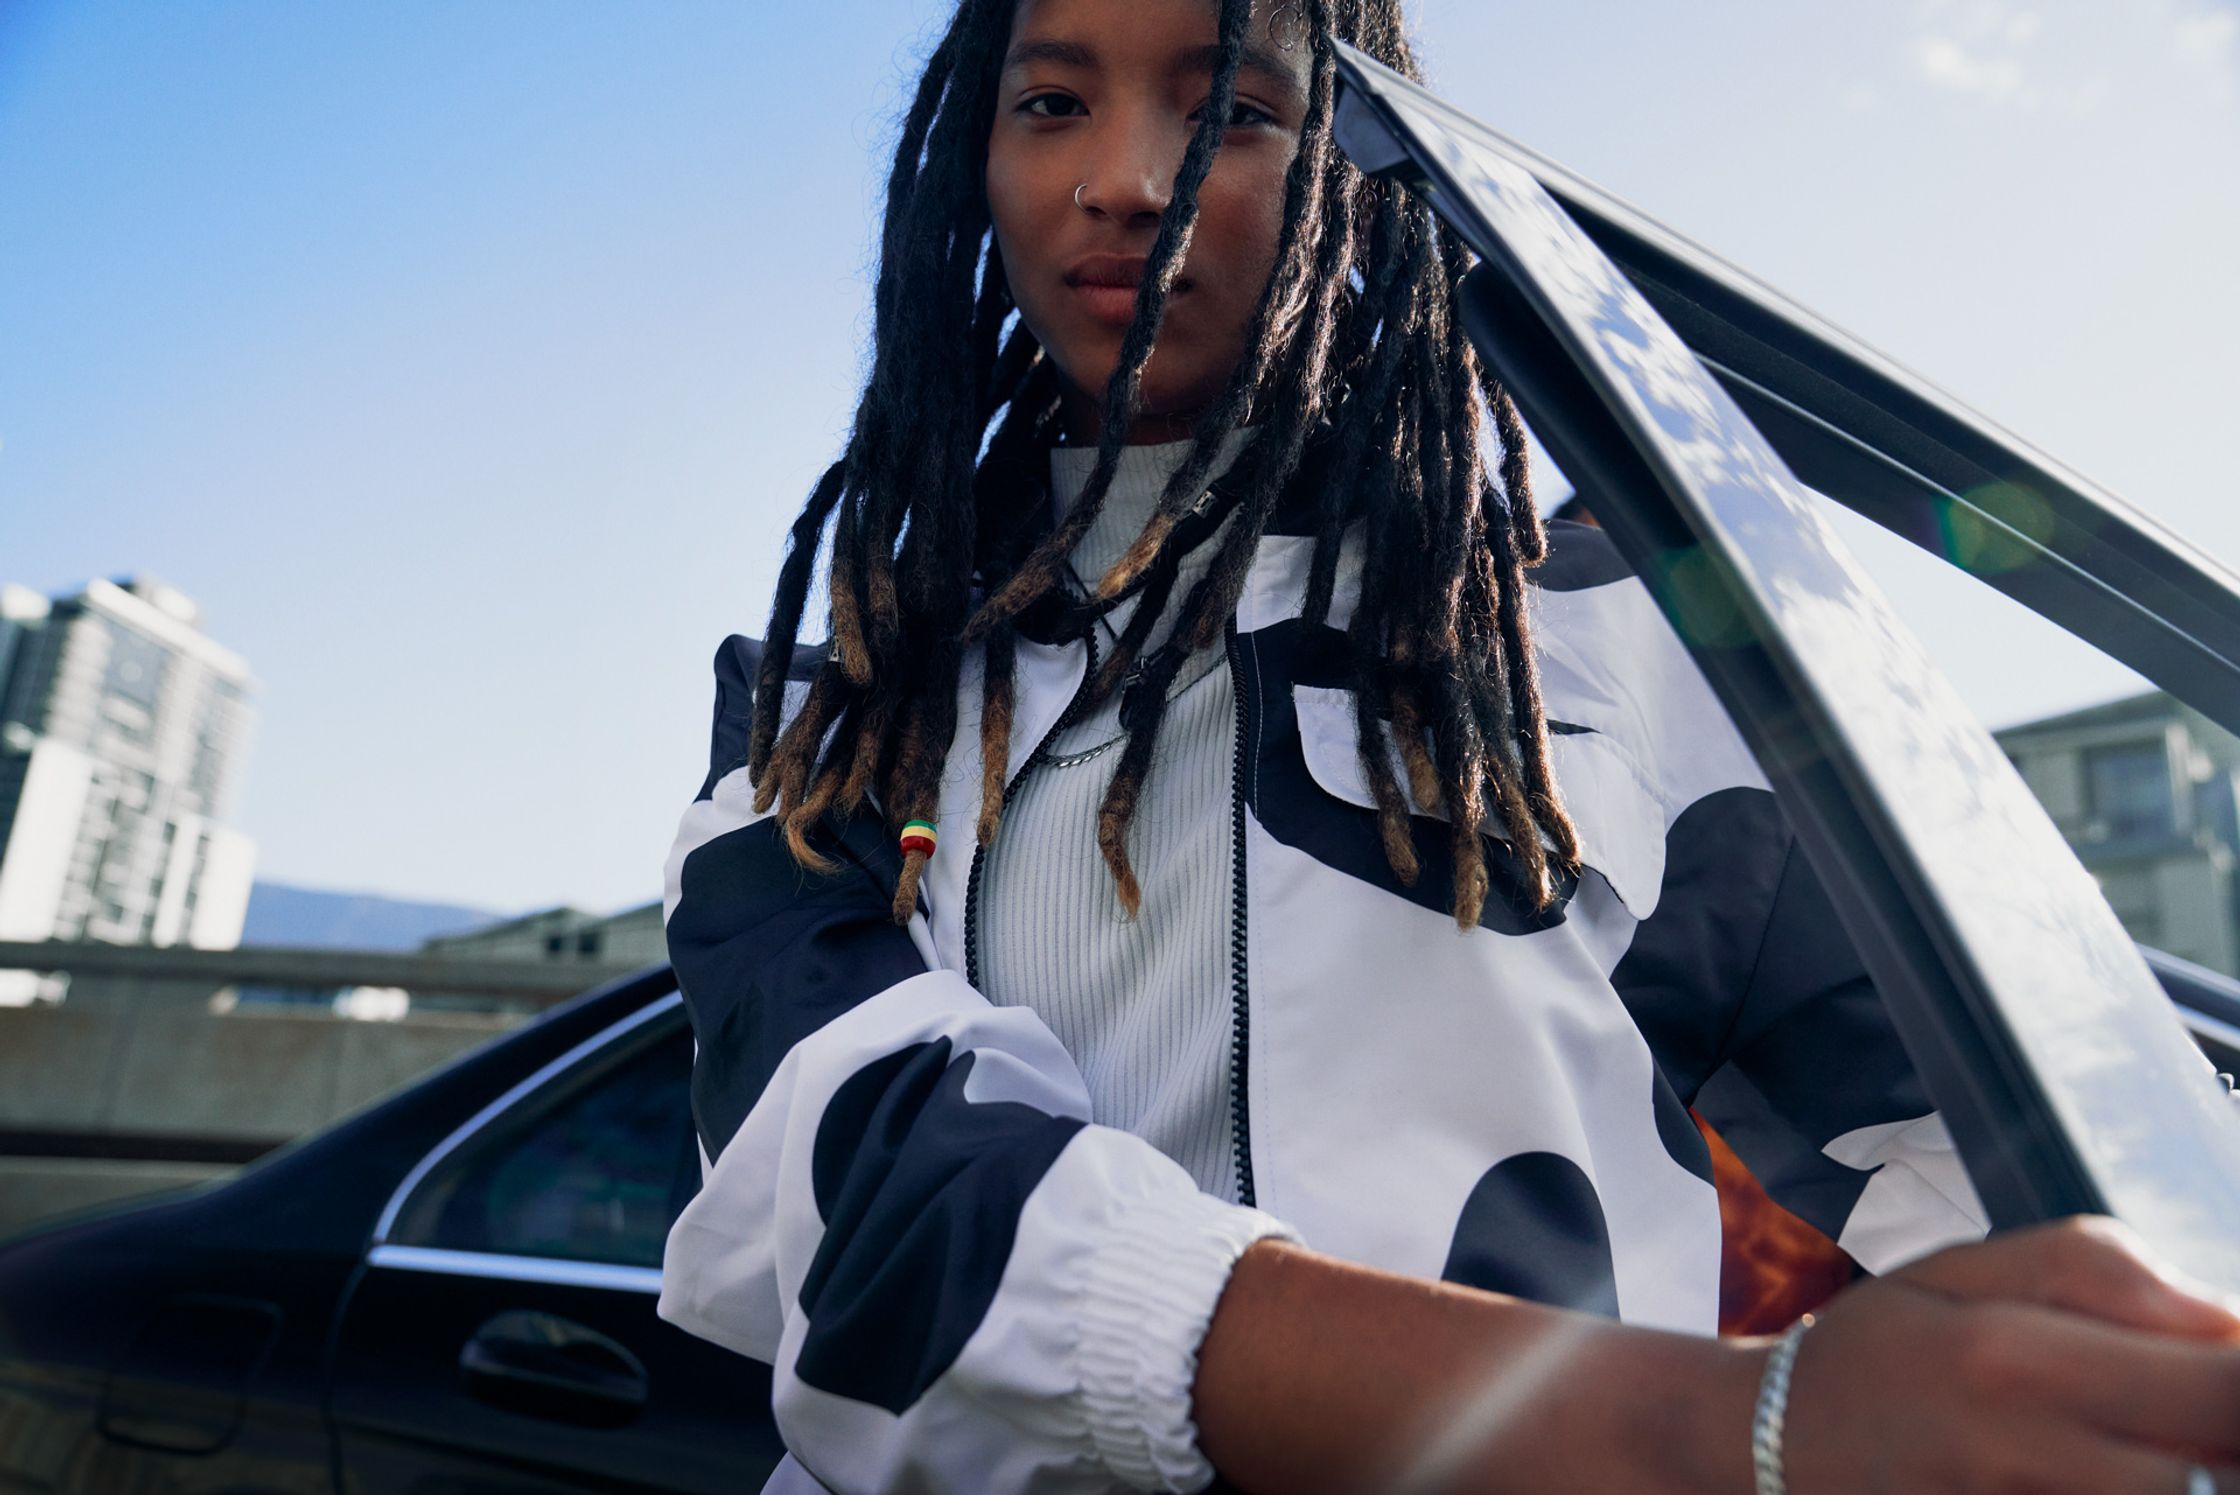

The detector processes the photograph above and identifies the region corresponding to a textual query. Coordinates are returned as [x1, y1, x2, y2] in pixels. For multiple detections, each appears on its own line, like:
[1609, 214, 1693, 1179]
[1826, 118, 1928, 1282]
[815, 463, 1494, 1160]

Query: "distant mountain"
[242, 881, 507, 952]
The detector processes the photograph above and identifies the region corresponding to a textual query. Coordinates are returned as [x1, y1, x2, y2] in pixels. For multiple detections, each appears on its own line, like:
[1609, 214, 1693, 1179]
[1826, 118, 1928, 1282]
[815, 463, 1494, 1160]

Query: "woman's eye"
[1019, 94, 1086, 120]
[1188, 100, 1280, 129]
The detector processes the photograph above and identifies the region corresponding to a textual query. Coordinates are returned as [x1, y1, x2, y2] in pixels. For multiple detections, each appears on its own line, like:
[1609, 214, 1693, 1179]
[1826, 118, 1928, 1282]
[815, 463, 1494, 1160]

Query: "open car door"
[1326, 42, 2240, 1288]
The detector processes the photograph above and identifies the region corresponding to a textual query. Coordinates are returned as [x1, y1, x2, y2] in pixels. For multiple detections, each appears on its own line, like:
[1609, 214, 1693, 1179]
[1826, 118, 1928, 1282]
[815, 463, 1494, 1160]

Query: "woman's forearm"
[1192, 1239, 1767, 1494]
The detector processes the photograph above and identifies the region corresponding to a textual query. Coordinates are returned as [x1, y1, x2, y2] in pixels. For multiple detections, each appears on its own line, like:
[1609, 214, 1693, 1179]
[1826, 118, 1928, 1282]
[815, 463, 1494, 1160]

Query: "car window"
[386, 1020, 696, 1270]
[1326, 42, 2240, 1284]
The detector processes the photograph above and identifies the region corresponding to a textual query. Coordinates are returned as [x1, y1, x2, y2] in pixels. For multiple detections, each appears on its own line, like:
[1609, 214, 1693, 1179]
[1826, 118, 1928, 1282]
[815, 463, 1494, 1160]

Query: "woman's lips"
[1072, 282, 1150, 326]
[1066, 279, 1191, 331]
[1065, 258, 1191, 328]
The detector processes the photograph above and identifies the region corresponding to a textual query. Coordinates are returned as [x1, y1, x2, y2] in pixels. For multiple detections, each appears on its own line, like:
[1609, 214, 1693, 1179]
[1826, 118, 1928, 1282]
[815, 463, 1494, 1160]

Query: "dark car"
[0, 952, 2236, 1493]
[0, 965, 785, 1493]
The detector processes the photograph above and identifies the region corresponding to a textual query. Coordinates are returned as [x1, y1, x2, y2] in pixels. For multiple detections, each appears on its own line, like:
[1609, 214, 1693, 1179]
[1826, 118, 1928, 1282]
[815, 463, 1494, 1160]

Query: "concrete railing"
[0, 939, 632, 999]
[0, 940, 639, 1238]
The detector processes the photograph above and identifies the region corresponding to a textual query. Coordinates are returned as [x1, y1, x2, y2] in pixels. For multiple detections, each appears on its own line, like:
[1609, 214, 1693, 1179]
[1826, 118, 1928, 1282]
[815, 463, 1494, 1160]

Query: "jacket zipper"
[1224, 617, 1258, 1209]
[962, 622, 1258, 1211]
[966, 632, 1100, 991]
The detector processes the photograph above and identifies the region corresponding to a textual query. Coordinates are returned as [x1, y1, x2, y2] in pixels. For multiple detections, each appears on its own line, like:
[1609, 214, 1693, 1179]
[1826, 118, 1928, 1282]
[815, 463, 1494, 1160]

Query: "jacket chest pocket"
[1285, 685, 1671, 925]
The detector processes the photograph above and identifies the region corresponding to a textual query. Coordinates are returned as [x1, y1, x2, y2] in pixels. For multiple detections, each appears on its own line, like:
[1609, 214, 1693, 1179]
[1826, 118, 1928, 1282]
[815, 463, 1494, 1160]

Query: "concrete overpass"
[0, 940, 639, 1238]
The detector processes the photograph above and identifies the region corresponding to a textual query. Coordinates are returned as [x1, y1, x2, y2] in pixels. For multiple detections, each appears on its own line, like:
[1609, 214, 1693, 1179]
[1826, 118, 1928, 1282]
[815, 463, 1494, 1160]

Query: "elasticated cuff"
[1075, 1188, 1298, 1492]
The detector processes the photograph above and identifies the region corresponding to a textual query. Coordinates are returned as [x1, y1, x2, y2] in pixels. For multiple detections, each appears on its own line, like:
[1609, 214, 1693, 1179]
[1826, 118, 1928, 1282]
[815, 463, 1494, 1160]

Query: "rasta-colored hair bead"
[899, 819, 938, 859]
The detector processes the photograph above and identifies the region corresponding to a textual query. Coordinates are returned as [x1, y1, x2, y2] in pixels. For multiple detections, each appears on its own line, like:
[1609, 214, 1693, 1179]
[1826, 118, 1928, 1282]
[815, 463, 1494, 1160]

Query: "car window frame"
[1328, 43, 2240, 1289]
[1376, 81, 2240, 743]
[365, 990, 687, 1296]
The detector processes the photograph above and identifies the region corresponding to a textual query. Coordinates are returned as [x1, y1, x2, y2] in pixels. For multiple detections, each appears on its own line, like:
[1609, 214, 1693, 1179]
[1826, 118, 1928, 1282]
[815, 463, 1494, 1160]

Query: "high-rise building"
[0, 579, 256, 997]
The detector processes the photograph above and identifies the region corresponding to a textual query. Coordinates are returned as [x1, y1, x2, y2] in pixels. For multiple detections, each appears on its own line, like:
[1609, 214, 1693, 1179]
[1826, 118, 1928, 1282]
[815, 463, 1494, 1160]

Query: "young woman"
[659, 0, 2240, 1489]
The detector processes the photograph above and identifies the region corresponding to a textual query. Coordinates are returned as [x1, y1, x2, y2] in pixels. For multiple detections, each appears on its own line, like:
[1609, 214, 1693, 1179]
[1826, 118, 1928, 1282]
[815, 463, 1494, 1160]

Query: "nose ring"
[1074, 182, 1088, 212]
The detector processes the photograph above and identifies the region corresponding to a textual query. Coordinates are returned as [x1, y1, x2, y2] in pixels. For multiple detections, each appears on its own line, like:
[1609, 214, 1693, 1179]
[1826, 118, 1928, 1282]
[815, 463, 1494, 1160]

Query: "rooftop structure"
[422, 899, 664, 970]
[1998, 690, 2240, 977]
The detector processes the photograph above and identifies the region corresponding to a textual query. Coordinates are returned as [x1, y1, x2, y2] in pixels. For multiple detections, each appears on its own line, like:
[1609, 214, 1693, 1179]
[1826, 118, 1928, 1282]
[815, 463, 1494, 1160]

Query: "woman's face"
[985, 0, 1312, 445]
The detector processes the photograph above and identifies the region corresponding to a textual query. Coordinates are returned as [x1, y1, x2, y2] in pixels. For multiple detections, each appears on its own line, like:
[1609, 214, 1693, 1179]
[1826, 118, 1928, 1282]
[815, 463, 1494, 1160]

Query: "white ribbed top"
[976, 432, 1252, 1203]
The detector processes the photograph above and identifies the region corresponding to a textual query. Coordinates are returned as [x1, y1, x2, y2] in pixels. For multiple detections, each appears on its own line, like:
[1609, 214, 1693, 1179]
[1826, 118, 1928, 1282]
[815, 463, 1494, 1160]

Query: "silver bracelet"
[1750, 1314, 1815, 1495]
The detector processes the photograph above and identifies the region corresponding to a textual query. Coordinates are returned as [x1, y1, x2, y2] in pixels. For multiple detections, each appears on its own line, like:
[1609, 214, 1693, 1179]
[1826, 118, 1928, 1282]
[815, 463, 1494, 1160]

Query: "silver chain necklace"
[1037, 559, 1217, 771]
[1037, 560, 1131, 770]
[1039, 735, 1127, 771]
[1038, 464, 1237, 771]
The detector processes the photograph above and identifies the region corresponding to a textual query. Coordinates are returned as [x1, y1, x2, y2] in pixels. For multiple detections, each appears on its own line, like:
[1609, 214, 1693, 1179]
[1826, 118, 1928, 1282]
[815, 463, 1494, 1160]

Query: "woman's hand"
[1782, 1216, 2240, 1494]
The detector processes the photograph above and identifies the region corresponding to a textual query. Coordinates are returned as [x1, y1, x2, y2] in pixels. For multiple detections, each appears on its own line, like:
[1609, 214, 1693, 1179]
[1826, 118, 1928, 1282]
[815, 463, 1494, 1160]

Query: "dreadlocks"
[748, 0, 1580, 931]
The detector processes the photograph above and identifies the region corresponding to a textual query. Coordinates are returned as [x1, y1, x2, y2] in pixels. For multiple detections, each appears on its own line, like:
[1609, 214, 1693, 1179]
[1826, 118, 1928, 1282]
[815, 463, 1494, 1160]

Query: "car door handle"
[458, 1309, 649, 1427]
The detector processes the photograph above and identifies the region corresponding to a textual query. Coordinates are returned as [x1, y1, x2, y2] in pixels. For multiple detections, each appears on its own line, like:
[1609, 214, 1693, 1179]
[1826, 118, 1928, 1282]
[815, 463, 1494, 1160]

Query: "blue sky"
[2, 0, 2235, 913]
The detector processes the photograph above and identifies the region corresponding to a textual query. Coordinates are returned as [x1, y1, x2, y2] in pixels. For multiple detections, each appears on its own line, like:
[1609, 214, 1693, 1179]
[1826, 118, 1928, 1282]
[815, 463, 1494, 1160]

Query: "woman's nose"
[1074, 121, 1179, 226]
